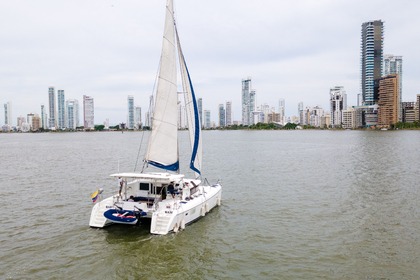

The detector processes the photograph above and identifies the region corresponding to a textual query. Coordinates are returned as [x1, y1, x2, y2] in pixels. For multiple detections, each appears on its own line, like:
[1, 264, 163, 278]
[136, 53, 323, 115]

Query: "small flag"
[91, 190, 99, 203]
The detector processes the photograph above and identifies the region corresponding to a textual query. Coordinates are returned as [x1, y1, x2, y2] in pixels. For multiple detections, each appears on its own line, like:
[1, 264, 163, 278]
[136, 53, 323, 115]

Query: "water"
[0, 130, 419, 279]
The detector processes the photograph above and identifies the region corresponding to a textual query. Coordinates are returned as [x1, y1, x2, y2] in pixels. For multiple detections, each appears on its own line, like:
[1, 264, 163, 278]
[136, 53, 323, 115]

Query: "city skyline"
[1, 1, 420, 125]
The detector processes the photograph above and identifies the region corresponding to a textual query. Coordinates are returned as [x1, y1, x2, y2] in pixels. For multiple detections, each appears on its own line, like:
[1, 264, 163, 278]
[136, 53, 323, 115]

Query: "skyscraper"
[57, 89, 66, 129]
[198, 98, 203, 128]
[48, 87, 57, 129]
[378, 74, 399, 127]
[361, 20, 383, 106]
[225, 101, 232, 126]
[204, 110, 211, 129]
[241, 78, 256, 126]
[135, 106, 142, 129]
[127, 95, 134, 129]
[66, 99, 79, 130]
[4, 102, 11, 126]
[278, 99, 285, 125]
[83, 95, 94, 129]
[330, 86, 347, 128]
[384, 54, 403, 121]
[218, 104, 226, 127]
[298, 102, 304, 125]
[40, 104, 47, 129]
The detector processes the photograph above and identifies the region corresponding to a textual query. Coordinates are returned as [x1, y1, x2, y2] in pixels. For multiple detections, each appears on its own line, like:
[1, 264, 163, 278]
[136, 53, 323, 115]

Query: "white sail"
[145, 0, 179, 171]
[177, 30, 202, 177]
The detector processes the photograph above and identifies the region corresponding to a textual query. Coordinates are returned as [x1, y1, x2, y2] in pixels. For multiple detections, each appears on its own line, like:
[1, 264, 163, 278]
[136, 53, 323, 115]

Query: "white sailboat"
[89, 0, 222, 235]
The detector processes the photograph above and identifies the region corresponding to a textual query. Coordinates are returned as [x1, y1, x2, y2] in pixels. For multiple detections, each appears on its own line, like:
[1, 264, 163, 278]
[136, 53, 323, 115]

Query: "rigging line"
[134, 130, 145, 172]
[141, 55, 161, 173]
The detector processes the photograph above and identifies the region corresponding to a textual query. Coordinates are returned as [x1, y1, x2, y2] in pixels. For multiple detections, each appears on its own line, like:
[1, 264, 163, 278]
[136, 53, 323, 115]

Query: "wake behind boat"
[89, 0, 222, 235]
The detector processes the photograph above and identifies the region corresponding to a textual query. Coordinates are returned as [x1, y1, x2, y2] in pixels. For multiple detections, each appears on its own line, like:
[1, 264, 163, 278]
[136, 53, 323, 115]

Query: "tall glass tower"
[57, 90, 65, 129]
[218, 104, 226, 127]
[241, 77, 256, 126]
[127, 95, 134, 129]
[361, 20, 383, 106]
[48, 87, 57, 129]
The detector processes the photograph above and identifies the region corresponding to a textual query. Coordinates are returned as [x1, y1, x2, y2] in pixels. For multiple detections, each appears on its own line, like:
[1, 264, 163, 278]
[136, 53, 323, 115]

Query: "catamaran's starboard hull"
[150, 183, 222, 235]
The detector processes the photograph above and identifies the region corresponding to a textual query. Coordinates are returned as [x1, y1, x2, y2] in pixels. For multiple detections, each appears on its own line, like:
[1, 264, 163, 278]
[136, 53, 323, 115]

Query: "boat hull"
[150, 183, 222, 235]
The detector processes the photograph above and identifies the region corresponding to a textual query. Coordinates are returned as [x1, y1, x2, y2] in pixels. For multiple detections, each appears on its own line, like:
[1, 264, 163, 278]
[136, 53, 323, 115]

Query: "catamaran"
[89, 0, 222, 235]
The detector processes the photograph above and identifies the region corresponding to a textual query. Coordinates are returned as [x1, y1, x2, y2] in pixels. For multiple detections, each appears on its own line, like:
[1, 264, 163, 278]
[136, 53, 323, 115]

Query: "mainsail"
[145, 0, 179, 171]
[145, 0, 202, 176]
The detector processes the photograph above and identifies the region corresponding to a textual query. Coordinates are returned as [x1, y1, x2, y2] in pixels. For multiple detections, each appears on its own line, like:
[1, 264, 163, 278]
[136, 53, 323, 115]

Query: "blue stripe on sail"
[183, 60, 201, 175]
[148, 160, 179, 172]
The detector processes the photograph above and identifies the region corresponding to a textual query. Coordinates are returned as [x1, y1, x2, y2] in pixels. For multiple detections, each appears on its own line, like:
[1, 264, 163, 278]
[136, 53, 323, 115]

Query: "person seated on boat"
[128, 195, 134, 202]
[168, 182, 175, 198]
[118, 177, 123, 197]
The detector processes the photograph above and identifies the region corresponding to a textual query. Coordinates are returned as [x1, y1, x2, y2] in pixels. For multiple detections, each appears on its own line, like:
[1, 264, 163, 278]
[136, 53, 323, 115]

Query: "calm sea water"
[0, 130, 419, 279]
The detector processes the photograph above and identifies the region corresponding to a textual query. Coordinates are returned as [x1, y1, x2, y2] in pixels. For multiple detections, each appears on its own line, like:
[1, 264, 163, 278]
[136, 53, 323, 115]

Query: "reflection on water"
[0, 131, 419, 279]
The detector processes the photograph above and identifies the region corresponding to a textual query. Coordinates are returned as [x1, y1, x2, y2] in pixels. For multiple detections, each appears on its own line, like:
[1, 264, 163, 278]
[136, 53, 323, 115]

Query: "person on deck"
[118, 177, 124, 197]
[168, 181, 175, 198]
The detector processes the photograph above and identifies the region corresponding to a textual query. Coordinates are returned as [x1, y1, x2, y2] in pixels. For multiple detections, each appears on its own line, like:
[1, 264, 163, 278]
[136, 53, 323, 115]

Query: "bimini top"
[110, 172, 184, 183]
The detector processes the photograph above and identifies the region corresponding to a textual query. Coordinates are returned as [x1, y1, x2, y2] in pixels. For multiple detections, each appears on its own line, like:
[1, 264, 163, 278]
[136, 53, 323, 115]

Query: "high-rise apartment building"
[225, 101, 232, 126]
[48, 87, 57, 129]
[127, 95, 134, 129]
[278, 99, 285, 125]
[4, 102, 11, 126]
[57, 90, 66, 129]
[83, 95, 94, 129]
[378, 74, 399, 127]
[40, 104, 47, 129]
[342, 108, 356, 129]
[204, 110, 211, 129]
[66, 99, 79, 130]
[298, 102, 304, 125]
[197, 98, 203, 128]
[401, 102, 416, 123]
[218, 104, 226, 127]
[135, 106, 142, 129]
[330, 86, 347, 128]
[384, 55, 403, 121]
[361, 20, 383, 106]
[241, 78, 256, 126]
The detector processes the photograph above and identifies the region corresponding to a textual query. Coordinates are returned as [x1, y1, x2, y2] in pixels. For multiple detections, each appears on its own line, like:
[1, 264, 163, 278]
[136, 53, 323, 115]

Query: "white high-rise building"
[298, 102, 304, 125]
[242, 78, 256, 126]
[198, 98, 203, 128]
[48, 87, 57, 129]
[278, 99, 285, 125]
[127, 95, 134, 129]
[40, 104, 47, 129]
[66, 99, 79, 130]
[57, 90, 66, 129]
[226, 101, 232, 126]
[135, 106, 142, 129]
[330, 86, 347, 128]
[4, 102, 12, 126]
[83, 95, 94, 129]
[204, 110, 211, 129]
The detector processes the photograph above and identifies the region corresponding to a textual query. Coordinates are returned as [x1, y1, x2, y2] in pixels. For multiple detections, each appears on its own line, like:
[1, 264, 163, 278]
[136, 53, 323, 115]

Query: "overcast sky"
[1, 0, 419, 126]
